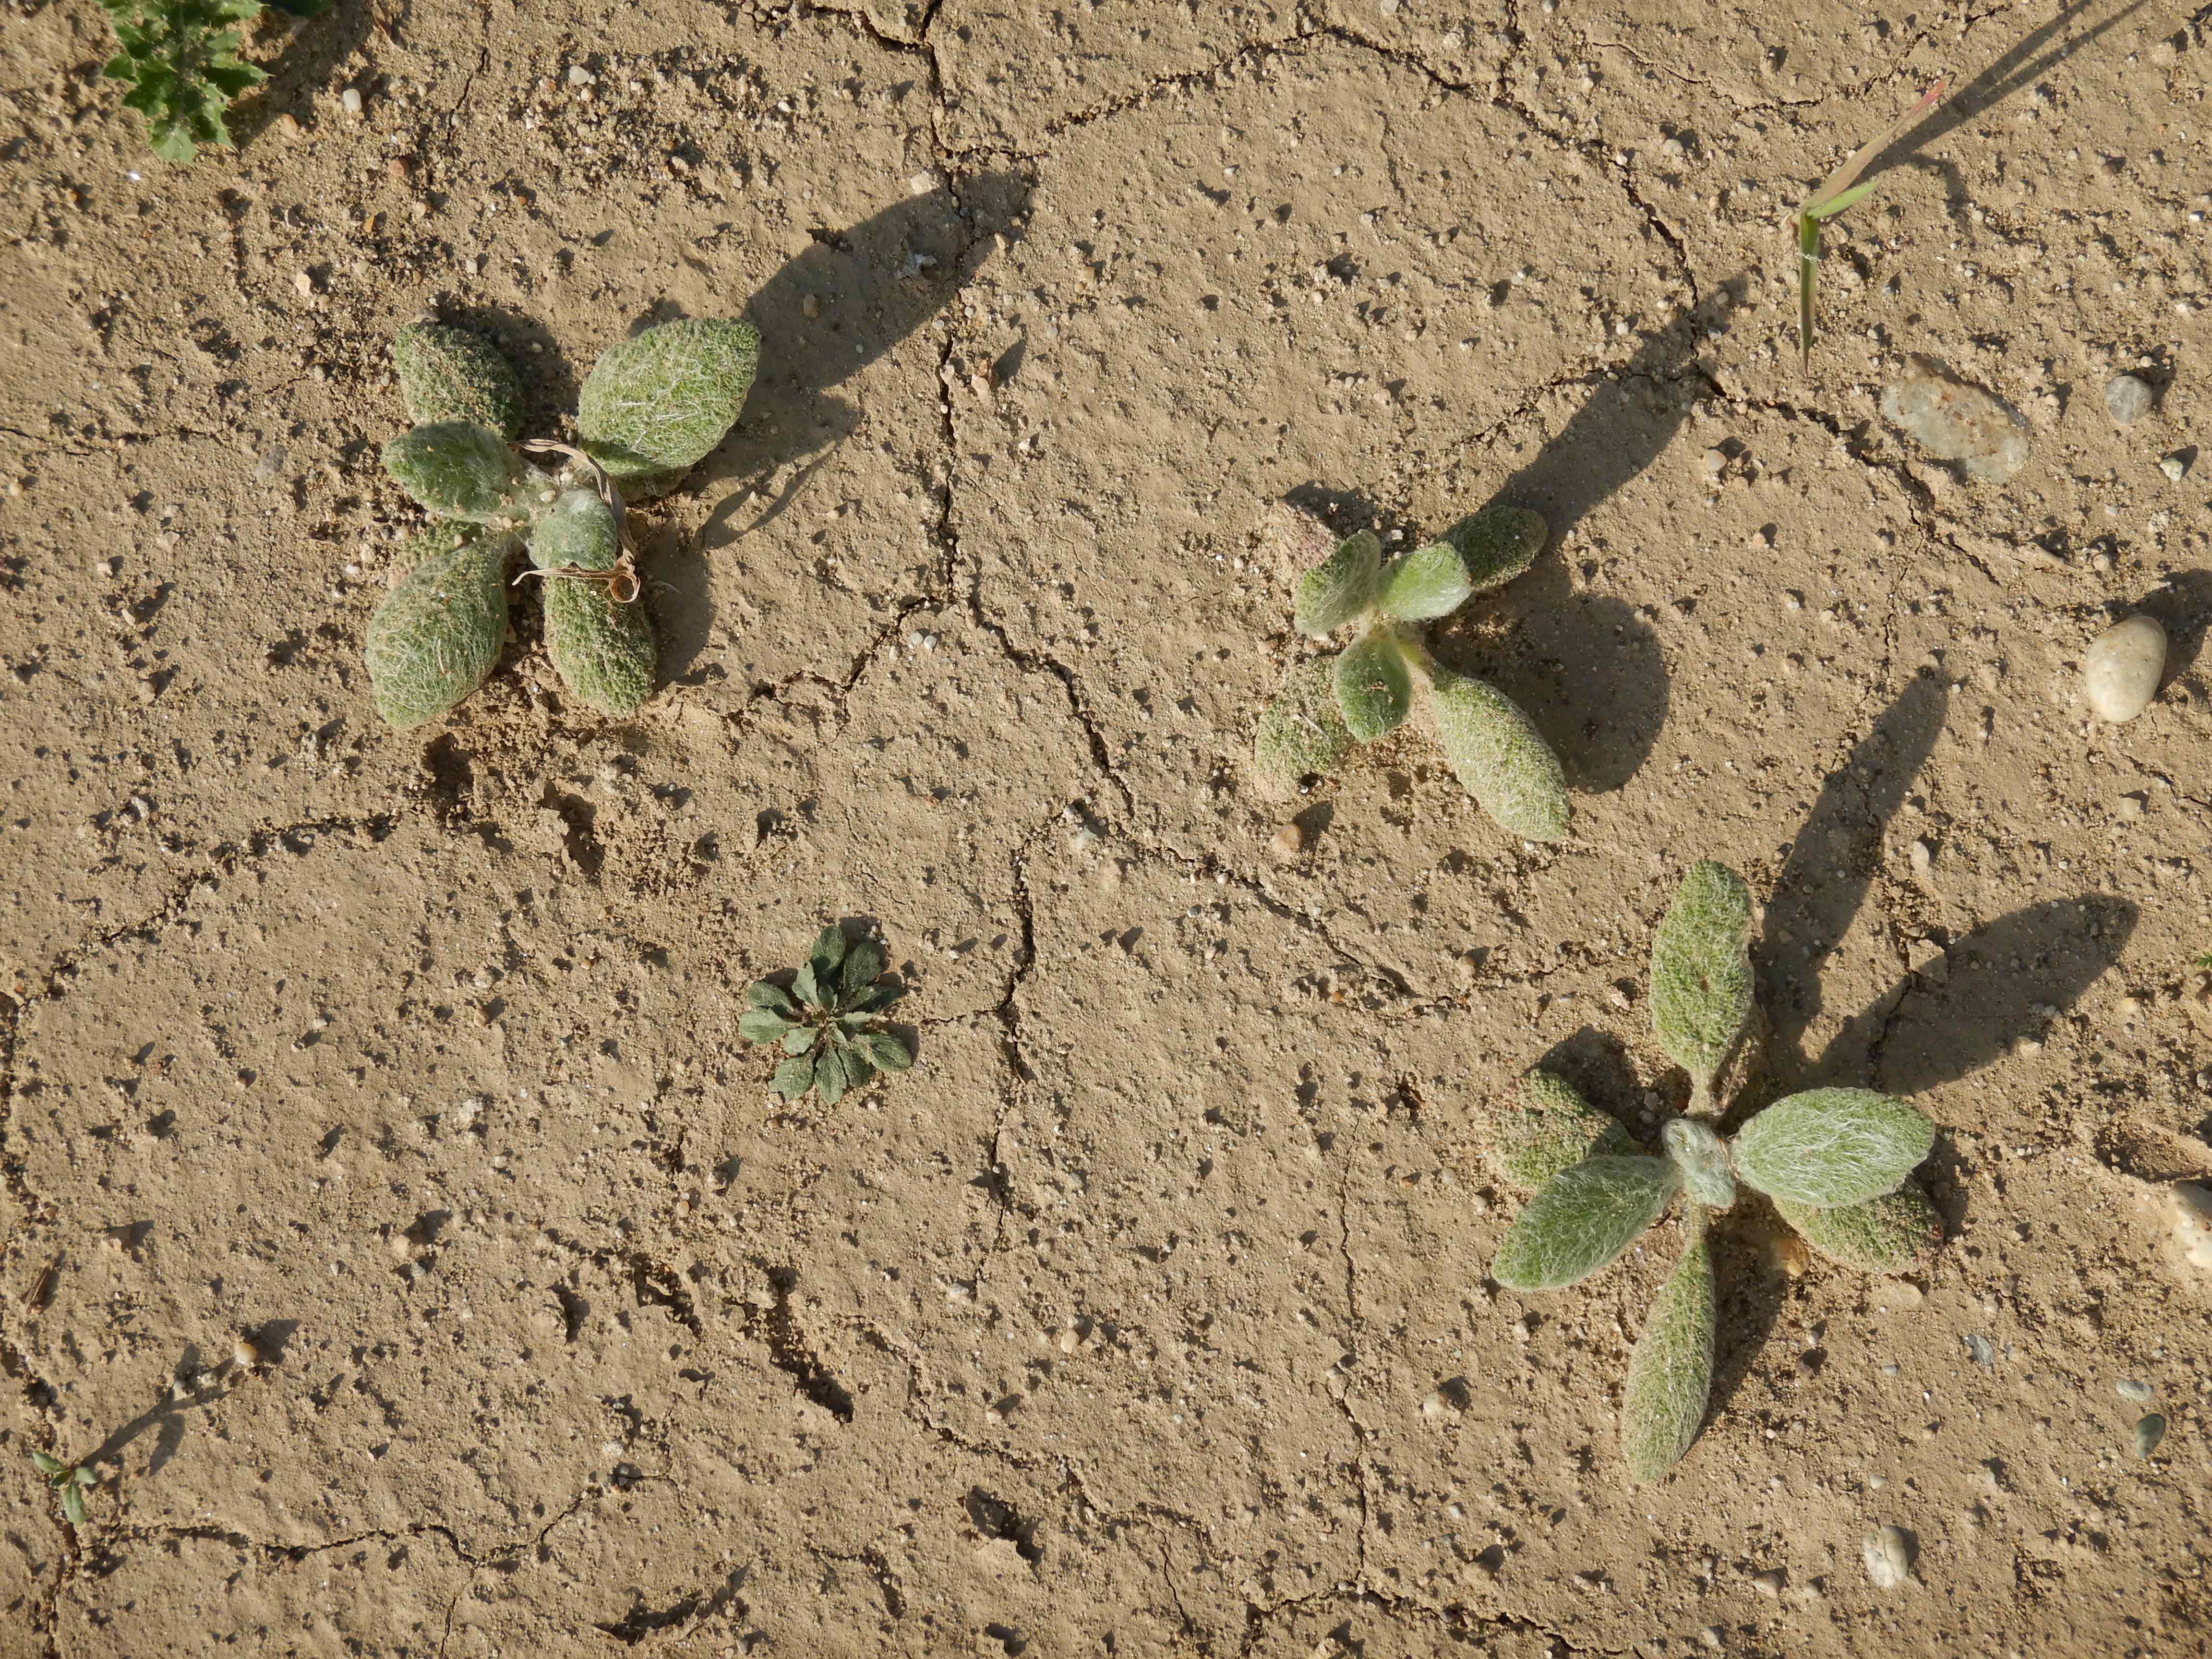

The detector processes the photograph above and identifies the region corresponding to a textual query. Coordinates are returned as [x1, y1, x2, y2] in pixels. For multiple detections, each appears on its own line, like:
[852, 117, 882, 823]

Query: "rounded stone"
[2103, 373, 2154, 426]
[2082, 614, 2166, 722]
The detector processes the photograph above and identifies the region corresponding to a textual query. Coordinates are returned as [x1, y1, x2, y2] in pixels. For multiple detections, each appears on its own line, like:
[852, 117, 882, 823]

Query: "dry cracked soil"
[2, 0, 2211, 1655]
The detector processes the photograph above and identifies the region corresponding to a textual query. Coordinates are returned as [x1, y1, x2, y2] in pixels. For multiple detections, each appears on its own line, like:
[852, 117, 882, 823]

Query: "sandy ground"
[2, 0, 2210, 1654]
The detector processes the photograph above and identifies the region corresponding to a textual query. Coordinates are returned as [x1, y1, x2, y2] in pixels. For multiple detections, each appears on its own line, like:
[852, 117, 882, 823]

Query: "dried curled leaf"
[1495, 1068, 1635, 1190]
[1373, 541, 1473, 621]
[1294, 529, 1382, 636]
[1439, 503, 1546, 593]
[392, 321, 526, 438]
[576, 317, 759, 490]
[1253, 656, 1356, 793]
[1491, 1156, 1679, 1291]
[1333, 629, 1413, 742]
[363, 528, 514, 728]
[1731, 1088, 1936, 1208]
[541, 576, 655, 716]
[1621, 1220, 1716, 1483]
[530, 488, 622, 571]
[1880, 355, 2027, 483]
[1650, 861, 1754, 1093]
[1661, 1118, 1736, 1211]
[1774, 1184, 1943, 1274]
[1428, 670, 1569, 842]
[382, 422, 531, 523]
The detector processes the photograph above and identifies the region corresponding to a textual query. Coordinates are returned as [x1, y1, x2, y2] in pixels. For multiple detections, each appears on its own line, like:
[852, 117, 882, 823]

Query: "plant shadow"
[228, 2, 381, 147]
[648, 172, 1028, 681]
[2133, 568, 2212, 685]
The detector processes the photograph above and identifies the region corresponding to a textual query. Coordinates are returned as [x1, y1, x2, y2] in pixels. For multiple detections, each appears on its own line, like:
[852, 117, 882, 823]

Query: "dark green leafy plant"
[1253, 499, 1568, 842]
[364, 315, 758, 725]
[1485, 860, 1943, 1482]
[99, 0, 327, 163]
[740, 926, 913, 1106]
[29, 1450, 102, 1526]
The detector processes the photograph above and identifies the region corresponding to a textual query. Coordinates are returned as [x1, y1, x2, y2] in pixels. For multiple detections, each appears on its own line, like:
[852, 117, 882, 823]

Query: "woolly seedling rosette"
[364, 315, 758, 726]
[738, 926, 914, 1106]
[1485, 860, 1942, 1482]
[1252, 500, 1568, 842]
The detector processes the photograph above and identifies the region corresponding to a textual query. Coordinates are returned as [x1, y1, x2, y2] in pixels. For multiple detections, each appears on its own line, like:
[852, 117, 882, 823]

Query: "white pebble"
[2082, 615, 2166, 722]
[566, 64, 592, 85]
[2160, 452, 2189, 482]
[340, 87, 363, 117]
[2103, 373, 2154, 426]
[2168, 1182, 2212, 1274]
[1863, 1525, 1914, 1589]
[2116, 1378, 2155, 1405]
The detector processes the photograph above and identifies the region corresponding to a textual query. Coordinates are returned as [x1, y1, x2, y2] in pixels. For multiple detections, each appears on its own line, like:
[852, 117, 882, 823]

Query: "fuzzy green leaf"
[1253, 656, 1356, 793]
[529, 488, 622, 572]
[1774, 1185, 1943, 1274]
[1439, 504, 1546, 593]
[737, 1007, 794, 1045]
[1660, 1118, 1736, 1211]
[815, 1048, 850, 1106]
[1494, 1068, 1635, 1190]
[847, 980, 905, 1014]
[857, 1031, 914, 1072]
[363, 528, 514, 728]
[1650, 861, 1753, 1092]
[780, 1026, 816, 1056]
[29, 1451, 63, 1478]
[746, 981, 800, 1017]
[1373, 541, 1473, 621]
[770, 1055, 815, 1099]
[1333, 629, 1413, 741]
[1294, 530, 1382, 636]
[1622, 1222, 1716, 1482]
[392, 321, 527, 438]
[577, 317, 759, 489]
[808, 925, 848, 979]
[382, 423, 530, 523]
[541, 576, 655, 716]
[1731, 1089, 1936, 1208]
[1491, 1156, 1680, 1291]
[792, 961, 820, 1007]
[839, 936, 887, 998]
[61, 1483, 87, 1526]
[1428, 670, 1569, 842]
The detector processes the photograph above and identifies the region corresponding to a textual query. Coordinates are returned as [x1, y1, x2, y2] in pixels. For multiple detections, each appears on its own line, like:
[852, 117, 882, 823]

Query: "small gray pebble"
[2160, 453, 2189, 482]
[2116, 1378, 2154, 1405]
[2104, 373, 2154, 426]
[2134, 1412, 2167, 1458]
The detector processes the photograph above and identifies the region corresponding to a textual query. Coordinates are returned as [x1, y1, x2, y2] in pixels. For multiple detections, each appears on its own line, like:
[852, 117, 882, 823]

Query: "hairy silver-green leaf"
[770, 1055, 815, 1098]
[541, 577, 654, 716]
[747, 980, 800, 1016]
[857, 1031, 913, 1072]
[781, 1026, 816, 1056]
[1650, 860, 1753, 1095]
[1294, 530, 1382, 636]
[363, 528, 513, 728]
[1373, 541, 1472, 621]
[1491, 1156, 1680, 1291]
[381, 422, 530, 523]
[1439, 503, 1546, 593]
[61, 1482, 87, 1526]
[1731, 1088, 1936, 1207]
[737, 1007, 794, 1044]
[1495, 1068, 1636, 1189]
[1661, 1118, 1736, 1211]
[1254, 656, 1356, 794]
[840, 936, 886, 998]
[1333, 629, 1413, 741]
[392, 321, 526, 438]
[1774, 1184, 1943, 1274]
[1622, 1221, 1716, 1482]
[1428, 670, 1569, 842]
[577, 317, 759, 488]
[29, 1450, 63, 1478]
[529, 488, 621, 570]
[809, 925, 849, 981]
[815, 1048, 850, 1106]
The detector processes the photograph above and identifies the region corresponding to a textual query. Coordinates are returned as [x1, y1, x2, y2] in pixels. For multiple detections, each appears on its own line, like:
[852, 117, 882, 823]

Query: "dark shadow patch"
[964, 1488, 1044, 1567]
[1758, 672, 1949, 1082]
[1533, 1026, 1650, 1141]
[1863, 896, 2138, 1096]
[438, 302, 582, 435]
[1702, 1203, 1789, 1431]
[2134, 568, 2212, 685]
[225, 1, 380, 149]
